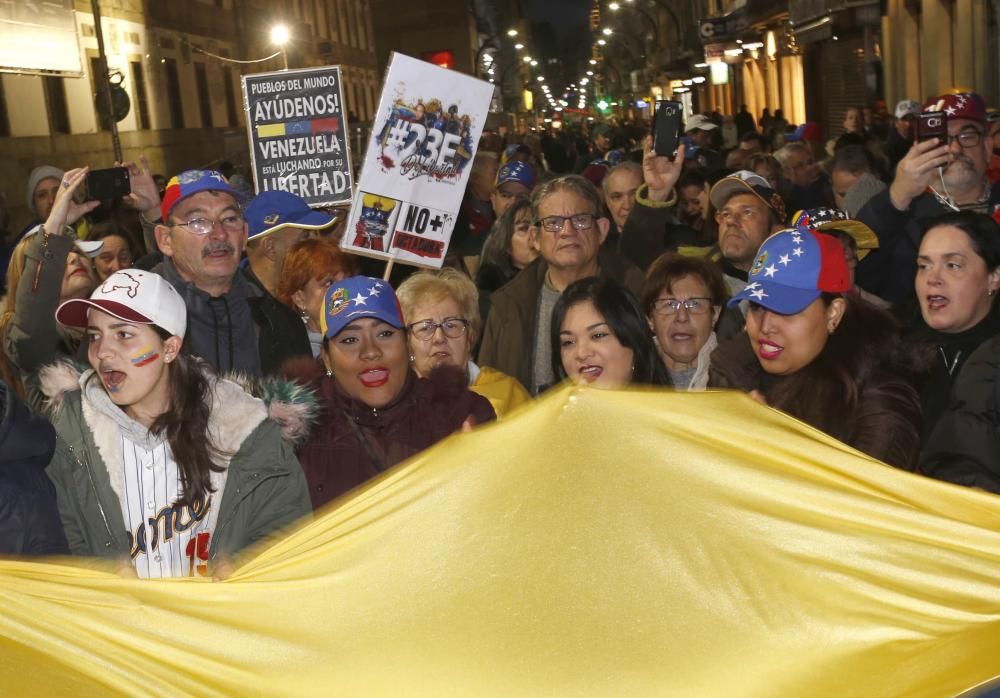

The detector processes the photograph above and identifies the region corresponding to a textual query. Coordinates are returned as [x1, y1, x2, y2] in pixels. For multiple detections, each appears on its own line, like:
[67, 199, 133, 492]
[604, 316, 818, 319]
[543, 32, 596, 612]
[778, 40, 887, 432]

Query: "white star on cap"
[750, 288, 767, 300]
[353, 292, 368, 306]
[745, 281, 760, 290]
[764, 264, 778, 277]
[779, 254, 791, 266]
[945, 106, 957, 116]
[367, 285, 381, 296]
[791, 234, 802, 244]
[792, 247, 804, 257]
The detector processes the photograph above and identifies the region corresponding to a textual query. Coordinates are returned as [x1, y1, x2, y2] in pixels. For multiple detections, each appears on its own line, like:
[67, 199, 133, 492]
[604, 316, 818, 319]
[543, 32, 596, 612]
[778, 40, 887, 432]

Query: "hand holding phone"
[653, 100, 684, 158]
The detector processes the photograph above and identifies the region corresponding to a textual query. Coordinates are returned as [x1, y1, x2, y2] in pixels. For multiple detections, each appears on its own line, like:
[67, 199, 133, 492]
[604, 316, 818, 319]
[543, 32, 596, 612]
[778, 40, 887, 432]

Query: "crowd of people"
[1, 87, 1000, 578]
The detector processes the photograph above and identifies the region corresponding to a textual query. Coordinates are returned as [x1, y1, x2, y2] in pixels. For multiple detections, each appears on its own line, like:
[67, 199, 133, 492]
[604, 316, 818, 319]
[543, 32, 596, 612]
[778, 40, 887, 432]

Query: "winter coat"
[854, 186, 1000, 305]
[920, 335, 1000, 492]
[709, 333, 922, 470]
[478, 250, 645, 392]
[154, 259, 311, 377]
[40, 362, 314, 563]
[284, 359, 496, 510]
[0, 380, 69, 555]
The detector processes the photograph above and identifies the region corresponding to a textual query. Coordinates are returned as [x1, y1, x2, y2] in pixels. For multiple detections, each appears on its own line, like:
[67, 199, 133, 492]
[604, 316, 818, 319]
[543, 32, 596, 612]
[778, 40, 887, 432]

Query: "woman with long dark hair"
[41, 269, 312, 578]
[477, 198, 538, 294]
[710, 228, 922, 469]
[551, 276, 669, 388]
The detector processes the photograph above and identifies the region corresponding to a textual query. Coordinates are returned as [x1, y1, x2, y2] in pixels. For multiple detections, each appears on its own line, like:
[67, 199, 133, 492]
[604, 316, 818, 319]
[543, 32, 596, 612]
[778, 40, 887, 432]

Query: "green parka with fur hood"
[40, 361, 316, 566]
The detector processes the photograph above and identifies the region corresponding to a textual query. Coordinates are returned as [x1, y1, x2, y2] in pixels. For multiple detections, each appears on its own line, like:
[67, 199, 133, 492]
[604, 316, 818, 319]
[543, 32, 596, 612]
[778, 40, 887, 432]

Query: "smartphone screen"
[653, 100, 683, 158]
[917, 111, 947, 143]
[86, 167, 131, 201]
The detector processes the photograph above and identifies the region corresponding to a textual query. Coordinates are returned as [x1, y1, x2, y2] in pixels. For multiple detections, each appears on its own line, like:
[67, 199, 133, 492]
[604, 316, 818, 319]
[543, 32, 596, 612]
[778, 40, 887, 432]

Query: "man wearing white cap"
[685, 114, 724, 174]
[885, 99, 919, 172]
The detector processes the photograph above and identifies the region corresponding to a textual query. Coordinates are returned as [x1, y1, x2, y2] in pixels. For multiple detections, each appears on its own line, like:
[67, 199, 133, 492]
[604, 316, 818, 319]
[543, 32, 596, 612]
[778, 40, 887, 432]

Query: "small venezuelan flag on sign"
[256, 117, 340, 139]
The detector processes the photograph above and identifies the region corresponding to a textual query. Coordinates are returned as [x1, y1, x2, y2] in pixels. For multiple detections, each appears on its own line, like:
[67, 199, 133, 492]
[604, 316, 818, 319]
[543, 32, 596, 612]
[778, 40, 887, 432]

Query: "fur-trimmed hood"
[39, 360, 318, 446]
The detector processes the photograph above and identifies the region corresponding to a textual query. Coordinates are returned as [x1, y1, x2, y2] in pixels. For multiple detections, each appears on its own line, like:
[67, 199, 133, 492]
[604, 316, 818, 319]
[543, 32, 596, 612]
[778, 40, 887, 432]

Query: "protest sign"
[342, 52, 494, 268]
[242, 66, 353, 206]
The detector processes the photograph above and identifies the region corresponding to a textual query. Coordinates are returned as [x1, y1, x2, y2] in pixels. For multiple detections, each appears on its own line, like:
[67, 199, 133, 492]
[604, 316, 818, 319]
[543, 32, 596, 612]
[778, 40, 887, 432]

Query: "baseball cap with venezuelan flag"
[160, 170, 242, 221]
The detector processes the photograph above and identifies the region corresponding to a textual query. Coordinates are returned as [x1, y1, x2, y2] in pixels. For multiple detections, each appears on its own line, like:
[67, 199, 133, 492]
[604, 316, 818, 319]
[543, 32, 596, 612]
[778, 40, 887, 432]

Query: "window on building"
[164, 58, 184, 128]
[194, 63, 213, 128]
[222, 67, 238, 127]
[131, 61, 151, 129]
[43, 76, 71, 134]
[0, 78, 9, 137]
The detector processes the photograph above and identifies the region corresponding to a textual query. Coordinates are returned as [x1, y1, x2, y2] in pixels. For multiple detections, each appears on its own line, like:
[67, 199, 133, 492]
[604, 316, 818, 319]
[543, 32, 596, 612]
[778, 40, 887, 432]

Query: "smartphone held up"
[916, 110, 947, 144]
[653, 100, 684, 159]
[85, 167, 131, 201]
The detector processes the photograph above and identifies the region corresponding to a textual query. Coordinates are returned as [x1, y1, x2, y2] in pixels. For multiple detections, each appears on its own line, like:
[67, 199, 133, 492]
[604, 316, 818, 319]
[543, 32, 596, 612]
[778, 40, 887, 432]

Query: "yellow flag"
[2, 386, 1000, 696]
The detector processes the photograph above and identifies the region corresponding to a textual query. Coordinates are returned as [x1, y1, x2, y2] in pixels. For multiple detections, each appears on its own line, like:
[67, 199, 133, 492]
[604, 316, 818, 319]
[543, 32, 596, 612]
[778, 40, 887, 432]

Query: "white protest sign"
[341, 53, 494, 267]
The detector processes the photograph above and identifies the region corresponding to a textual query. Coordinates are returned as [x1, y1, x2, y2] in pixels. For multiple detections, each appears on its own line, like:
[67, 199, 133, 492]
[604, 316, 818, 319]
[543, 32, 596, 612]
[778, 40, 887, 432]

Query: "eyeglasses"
[945, 130, 984, 149]
[653, 297, 713, 316]
[168, 213, 245, 236]
[408, 317, 470, 341]
[535, 213, 596, 233]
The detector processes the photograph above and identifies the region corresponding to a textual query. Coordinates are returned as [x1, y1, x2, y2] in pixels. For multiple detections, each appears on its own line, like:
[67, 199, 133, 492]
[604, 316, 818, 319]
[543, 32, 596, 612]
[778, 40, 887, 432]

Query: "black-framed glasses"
[535, 213, 596, 233]
[945, 130, 984, 149]
[653, 297, 713, 316]
[408, 317, 470, 341]
[167, 213, 245, 236]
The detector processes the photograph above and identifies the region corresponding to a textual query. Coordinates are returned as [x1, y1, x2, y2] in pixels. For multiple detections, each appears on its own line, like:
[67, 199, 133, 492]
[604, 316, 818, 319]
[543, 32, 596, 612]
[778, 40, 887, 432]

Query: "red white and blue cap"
[496, 161, 537, 190]
[790, 207, 879, 260]
[161, 170, 242, 220]
[728, 228, 851, 315]
[321, 276, 404, 339]
[245, 190, 336, 240]
[922, 92, 987, 125]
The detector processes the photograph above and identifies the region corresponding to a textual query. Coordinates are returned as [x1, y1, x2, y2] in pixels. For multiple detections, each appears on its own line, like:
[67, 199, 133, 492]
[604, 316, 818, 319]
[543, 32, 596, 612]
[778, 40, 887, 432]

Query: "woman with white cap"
[41, 268, 313, 578]
[709, 227, 922, 469]
[0, 167, 103, 398]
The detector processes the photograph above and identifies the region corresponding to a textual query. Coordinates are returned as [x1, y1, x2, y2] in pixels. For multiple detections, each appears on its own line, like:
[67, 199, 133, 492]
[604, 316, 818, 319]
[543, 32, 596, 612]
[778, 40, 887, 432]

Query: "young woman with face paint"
[41, 269, 312, 578]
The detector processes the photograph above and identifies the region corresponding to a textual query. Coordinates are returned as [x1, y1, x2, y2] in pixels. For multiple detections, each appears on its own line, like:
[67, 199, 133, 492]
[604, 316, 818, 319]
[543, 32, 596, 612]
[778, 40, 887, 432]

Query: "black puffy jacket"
[0, 380, 69, 555]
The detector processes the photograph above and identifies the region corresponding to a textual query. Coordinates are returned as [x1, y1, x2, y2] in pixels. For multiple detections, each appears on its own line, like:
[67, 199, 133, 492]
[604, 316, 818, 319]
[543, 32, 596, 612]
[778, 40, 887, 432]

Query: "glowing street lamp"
[514, 43, 524, 50]
[270, 24, 290, 69]
[507, 28, 518, 37]
[609, 1, 620, 9]
[602, 27, 613, 36]
[597, 39, 606, 46]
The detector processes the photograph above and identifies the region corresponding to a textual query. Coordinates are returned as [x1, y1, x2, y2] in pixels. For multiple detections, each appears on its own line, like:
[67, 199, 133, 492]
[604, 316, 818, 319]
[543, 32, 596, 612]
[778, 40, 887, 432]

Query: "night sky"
[523, 0, 592, 39]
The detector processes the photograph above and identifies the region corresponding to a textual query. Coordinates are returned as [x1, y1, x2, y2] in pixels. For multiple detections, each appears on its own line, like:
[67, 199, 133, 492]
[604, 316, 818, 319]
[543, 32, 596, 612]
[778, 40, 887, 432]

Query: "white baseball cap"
[56, 269, 187, 339]
[22, 223, 103, 257]
[686, 114, 719, 132]
[894, 100, 920, 120]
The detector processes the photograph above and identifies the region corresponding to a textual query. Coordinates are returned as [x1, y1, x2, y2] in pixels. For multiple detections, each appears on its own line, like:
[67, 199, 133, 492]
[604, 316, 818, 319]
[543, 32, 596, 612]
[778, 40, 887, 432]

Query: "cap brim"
[76, 240, 104, 257]
[323, 309, 404, 339]
[728, 282, 821, 315]
[710, 179, 768, 211]
[56, 299, 154, 329]
[816, 220, 879, 259]
[249, 210, 337, 240]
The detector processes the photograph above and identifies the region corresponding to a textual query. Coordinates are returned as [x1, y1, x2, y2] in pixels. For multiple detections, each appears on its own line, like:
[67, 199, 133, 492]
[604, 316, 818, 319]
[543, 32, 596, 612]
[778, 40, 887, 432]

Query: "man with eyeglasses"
[150, 170, 311, 376]
[855, 91, 1000, 304]
[479, 174, 644, 394]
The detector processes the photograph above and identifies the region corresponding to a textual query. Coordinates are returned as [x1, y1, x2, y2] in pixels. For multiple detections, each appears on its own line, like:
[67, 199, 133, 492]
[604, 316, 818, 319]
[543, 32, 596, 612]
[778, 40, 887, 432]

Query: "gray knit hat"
[25, 165, 64, 215]
[842, 172, 887, 218]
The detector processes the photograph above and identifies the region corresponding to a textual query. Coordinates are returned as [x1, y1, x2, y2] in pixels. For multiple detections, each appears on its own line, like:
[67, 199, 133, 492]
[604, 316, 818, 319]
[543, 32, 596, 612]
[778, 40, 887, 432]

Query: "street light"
[507, 29, 518, 37]
[597, 39, 606, 46]
[602, 27, 613, 36]
[609, 1, 620, 9]
[514, 43, 524, 50]
[271, 24, 290, 70]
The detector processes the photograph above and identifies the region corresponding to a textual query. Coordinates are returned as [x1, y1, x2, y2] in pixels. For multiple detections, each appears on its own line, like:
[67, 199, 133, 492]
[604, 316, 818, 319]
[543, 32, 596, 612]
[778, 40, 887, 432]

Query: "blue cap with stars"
[321, 276, 404, 339]
[728, 228, 851, 315]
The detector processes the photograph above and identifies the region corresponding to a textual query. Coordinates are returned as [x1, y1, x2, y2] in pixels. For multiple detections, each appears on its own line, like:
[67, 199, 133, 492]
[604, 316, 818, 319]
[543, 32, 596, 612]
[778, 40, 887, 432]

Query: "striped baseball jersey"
[119, 435, 225, 579]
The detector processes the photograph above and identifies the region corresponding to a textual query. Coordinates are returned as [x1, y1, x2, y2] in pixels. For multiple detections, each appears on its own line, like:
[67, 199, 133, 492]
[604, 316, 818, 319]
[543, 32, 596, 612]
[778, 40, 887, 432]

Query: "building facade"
[0, 0, 378, 231]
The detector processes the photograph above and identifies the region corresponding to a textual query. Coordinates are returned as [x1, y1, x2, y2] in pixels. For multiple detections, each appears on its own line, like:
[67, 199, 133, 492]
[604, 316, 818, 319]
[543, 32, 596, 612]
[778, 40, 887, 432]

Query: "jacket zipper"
[63, 438, 116, 548]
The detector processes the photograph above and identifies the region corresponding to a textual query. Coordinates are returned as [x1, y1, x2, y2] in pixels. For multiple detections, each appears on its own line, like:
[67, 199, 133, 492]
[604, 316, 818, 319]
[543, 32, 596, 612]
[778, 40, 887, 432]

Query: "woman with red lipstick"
[286, 276, 495, 510]
[905, 212, 1000, 439]
[42, 269, 313, 578]
[710, 228, 921, 469]
[1, 166, 102, 398]
[551, 277, 669, 389]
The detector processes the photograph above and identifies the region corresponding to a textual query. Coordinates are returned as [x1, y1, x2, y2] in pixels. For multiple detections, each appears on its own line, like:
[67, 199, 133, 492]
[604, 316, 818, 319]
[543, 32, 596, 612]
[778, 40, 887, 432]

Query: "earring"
[298, 306, 309, 323]
[409, 355, 415, 363]
[325, 367, 333, 377]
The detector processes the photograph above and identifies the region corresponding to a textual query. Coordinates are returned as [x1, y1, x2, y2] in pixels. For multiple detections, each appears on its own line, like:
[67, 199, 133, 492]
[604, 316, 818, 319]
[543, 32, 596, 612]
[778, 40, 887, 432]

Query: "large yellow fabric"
[2, 386, 1000, 697]
[470, 364, 532, 418]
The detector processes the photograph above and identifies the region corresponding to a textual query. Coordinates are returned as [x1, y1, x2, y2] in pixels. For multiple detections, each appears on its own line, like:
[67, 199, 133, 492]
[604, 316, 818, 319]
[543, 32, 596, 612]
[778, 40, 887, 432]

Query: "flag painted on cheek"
[130, 346, 159, 367]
